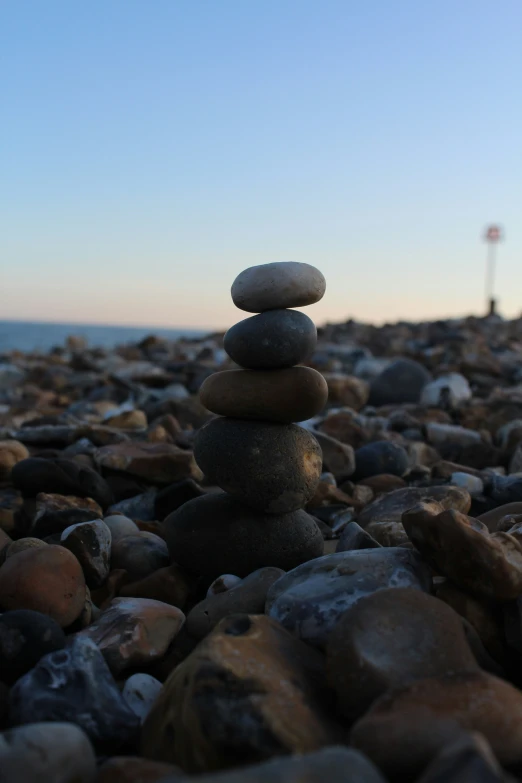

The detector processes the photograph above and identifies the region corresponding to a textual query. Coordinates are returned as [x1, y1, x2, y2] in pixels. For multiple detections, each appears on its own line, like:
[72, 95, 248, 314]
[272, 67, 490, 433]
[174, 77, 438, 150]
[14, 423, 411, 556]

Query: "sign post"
[484, 224, 503, 316]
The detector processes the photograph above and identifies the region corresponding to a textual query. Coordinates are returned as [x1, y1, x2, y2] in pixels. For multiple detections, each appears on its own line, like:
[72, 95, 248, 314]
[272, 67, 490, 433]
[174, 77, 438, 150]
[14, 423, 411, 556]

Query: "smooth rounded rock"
[122, 673, 163, 724]
[199, 367, 328, 424]
[231, 261, 326, 313]
[0, 609, 66, 685]
[0, 545, 86, 627]
[5, 537, 47, 559]
[224, 309, 317, 369]
[266, 548, 432, 648]
[111, 532, 170, 582]
[327, 588, 478, 721]
[79, 597, 185, 675]
[60, 518, 111, 589]
[207, 574, 243, 597]
[141, 614, 340, 772]
[0, 722, 97, 783]
[351, 670, 522, 779]
[354, 440, 409, 480]
[164, 492, 323, 581]
[103, 514, 140, 542]
[194, 418, 322, 514]
[187, 567, 285, 638]
[368, 358, 431, 407]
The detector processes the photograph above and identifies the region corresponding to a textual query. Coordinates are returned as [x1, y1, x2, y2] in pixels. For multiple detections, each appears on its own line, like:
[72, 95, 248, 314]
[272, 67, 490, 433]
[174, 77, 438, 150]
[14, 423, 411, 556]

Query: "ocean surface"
[0, 320, 208, 353]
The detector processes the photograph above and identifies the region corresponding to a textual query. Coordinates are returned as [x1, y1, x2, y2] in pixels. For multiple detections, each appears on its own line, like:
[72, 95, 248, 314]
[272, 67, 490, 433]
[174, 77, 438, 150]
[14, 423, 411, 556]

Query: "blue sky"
[2, 0, 521, 329]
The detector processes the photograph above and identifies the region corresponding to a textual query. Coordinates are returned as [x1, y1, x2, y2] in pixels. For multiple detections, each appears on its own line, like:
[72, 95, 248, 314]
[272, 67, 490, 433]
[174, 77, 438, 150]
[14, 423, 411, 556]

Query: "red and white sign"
[485, 225, 503, 242]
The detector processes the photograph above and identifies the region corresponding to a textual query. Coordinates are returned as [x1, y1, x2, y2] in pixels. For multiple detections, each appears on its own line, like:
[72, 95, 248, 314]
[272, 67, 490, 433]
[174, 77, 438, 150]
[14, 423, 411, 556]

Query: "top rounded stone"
[231, 262, 326, 313]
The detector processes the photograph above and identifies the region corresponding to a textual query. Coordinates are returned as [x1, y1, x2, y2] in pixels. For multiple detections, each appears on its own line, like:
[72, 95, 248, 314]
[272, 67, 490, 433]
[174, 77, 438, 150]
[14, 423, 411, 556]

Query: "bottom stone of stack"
[164, 492, 324, 581]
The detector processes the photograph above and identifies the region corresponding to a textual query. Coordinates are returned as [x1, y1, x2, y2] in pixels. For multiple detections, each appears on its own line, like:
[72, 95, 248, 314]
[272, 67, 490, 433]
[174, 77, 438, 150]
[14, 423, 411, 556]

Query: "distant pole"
[484, 224, 503, 316]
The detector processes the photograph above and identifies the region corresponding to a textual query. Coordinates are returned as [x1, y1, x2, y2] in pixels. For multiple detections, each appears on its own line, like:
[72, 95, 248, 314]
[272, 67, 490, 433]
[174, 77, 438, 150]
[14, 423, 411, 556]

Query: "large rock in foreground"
[266, 548, 432, 648]
[141, 614, 341, 773]
[351, 670, 522, 779]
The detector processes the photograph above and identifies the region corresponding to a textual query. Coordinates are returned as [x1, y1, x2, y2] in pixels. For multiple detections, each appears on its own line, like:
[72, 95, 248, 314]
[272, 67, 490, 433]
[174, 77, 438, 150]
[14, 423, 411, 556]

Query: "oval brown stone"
[199, 367, 328, 424]
[0, 545, 86, 627]
[194, 419, 323, 514]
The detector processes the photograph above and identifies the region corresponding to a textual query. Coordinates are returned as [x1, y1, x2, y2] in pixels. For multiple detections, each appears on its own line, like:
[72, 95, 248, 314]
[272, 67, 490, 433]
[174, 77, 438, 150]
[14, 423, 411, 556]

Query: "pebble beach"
[3, 261, 522, 781]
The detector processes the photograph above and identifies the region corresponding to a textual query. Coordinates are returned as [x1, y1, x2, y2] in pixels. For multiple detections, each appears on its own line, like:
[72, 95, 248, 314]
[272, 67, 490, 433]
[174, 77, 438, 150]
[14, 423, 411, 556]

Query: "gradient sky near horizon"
[2, 0, 521, 331]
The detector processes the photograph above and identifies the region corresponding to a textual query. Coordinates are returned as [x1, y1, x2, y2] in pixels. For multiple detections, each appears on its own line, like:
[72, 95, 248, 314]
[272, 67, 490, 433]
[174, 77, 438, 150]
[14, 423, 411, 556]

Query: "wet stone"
[265, 547, 432, 648]
[60, 518, 111, 588]
[224, 309, 317, 369]
[79, 597, 185, 675]
[9, 635, 140, 750]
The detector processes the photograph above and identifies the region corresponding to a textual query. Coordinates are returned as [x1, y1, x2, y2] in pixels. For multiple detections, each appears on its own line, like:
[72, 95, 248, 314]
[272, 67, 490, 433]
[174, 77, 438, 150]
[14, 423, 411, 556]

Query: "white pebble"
[206, 574, 243, 597]
[122, 673, 162, 723]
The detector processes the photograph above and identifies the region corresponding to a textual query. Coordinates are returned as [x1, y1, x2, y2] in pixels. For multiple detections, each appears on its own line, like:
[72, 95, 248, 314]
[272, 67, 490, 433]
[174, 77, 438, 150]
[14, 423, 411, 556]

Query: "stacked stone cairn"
[164, 262, 329, 581]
